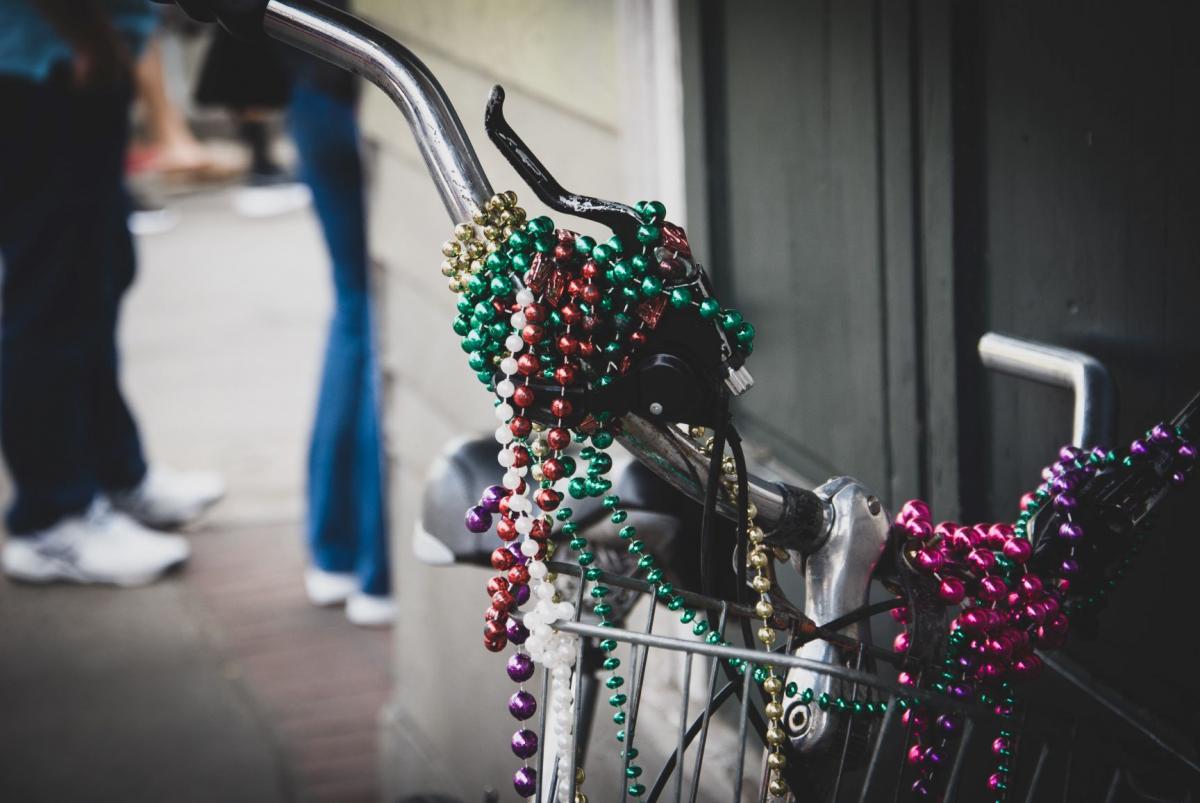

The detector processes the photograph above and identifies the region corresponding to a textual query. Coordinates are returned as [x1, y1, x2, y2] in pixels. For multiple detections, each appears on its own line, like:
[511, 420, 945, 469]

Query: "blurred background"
[1, 1, 1198, 802]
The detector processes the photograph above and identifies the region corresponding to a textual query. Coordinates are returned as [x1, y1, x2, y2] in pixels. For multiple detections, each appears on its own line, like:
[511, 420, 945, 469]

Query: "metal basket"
[530, 561, 1200, 803]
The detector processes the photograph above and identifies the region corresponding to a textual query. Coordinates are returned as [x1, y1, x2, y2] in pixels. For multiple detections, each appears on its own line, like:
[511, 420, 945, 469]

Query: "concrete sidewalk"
[0, 191, 390, 803]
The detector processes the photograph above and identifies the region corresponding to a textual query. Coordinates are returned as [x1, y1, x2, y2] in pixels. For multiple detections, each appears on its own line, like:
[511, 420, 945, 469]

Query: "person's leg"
[289, 78, 389, 595]
[134, 37, 238, 181]
[92, 182, 149, 494]
[0, 74, 145, 534]
[136, 37, 203, 167]
[350, 330, 389, 597]
[238, 111, 282, 178]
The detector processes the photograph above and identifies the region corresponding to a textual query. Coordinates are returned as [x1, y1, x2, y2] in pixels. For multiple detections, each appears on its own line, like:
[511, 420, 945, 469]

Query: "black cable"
[645, 679, 740, 802]
[697, 387, 731, 598]
[727, 424, 750, 607]
[693, 407, 807, 795]
[726, 425, 758, 677]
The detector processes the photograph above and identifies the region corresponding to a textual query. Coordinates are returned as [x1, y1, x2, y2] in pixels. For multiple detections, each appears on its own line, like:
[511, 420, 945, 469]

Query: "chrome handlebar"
[261, 0, 820, 538]
[264, 0, 491, 222]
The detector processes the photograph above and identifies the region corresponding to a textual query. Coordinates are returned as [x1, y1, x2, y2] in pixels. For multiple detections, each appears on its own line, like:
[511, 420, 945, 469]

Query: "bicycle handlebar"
[263, 0, 491, 221]
[256, 0, 826, 542]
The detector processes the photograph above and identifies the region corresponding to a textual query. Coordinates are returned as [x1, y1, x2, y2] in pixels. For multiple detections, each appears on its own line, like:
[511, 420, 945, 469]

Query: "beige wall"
[356, 0, 619, 126]
[353, 3, 684, 799]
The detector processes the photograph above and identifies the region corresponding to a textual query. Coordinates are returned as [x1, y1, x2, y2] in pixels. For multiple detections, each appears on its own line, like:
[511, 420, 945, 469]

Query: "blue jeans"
[289, 80, 390, 597]
[0, 73, 147, 535]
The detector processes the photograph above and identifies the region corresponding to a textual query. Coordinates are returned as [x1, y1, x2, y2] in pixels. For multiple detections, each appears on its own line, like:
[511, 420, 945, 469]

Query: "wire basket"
[528, 559, 1200, 803]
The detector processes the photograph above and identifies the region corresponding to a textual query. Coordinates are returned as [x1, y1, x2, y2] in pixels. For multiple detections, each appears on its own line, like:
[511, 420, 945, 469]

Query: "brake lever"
[485, 87, 643, 248]
[483, 87, 753, 408]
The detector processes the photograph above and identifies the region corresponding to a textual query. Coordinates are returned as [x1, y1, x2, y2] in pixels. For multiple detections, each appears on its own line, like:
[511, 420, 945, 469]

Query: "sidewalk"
[0, 191, 390, 803]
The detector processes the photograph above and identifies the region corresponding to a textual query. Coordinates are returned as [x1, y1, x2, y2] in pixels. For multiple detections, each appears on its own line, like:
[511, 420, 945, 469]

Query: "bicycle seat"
[413, 434, 695, 576]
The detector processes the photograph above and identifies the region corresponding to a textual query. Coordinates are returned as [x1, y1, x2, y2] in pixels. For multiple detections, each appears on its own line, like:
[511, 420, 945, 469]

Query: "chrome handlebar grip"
[978, 332, 1116, 449]
[263, 0, 493, 221]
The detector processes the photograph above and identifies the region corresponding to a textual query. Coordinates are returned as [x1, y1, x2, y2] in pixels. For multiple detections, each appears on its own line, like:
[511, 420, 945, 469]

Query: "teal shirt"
[0, 0, 156, 81]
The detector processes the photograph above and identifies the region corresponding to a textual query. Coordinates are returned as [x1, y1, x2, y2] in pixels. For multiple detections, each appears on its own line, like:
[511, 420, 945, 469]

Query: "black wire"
[645, 679, 740, 802]
[726, 425, 761, 705]
[727, 425, 750, 607]
[729, 425, 808, 788]
[698, 388, 731, 598]
[693, 407, 807, 795]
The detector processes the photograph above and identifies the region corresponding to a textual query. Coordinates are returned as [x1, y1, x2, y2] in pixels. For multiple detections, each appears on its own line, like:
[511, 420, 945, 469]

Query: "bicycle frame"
[259, 2, 1200, 799]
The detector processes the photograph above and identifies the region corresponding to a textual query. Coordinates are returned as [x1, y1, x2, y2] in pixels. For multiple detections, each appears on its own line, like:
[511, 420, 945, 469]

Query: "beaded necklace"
[892, 426, 1194, 800]
[444, 191, 782, 799]
[441, 189, 1194, 802]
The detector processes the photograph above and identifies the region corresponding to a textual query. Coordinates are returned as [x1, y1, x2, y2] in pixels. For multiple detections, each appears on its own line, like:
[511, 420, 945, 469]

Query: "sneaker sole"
[2, 550, 186, 588]
[345, 610, 394, 628]
[304, 570, 358, 607]
[345, 597, 396, 628]
[113, 492, 225, 531]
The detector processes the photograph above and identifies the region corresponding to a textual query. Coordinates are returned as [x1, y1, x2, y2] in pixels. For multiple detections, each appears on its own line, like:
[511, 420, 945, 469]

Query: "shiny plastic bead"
[669, 287, 693, 309]
[636, 224, 660, 245]
[735, 321, 756, 345]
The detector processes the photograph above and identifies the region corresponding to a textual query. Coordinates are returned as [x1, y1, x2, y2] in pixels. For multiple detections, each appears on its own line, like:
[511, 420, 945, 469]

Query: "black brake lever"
[484, 86, 643, 248]
[482, 86, 755, 426]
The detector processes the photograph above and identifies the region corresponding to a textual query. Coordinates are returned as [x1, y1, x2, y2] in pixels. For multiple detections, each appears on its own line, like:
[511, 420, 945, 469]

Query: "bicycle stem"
[259, 0, 827, 541]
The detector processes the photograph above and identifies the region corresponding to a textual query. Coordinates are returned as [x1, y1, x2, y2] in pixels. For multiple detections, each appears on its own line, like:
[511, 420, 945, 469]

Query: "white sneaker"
[128, 208, 181, 237]
[2, 501, 189, 587]
[345, 592, 395, 628]
[109, 465, 225, 529]
[304, 566, 357, 607]
[231, 182, 311, 218]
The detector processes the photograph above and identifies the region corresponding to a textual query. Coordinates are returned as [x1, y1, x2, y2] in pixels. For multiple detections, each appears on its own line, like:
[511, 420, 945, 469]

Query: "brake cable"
[697, 387, 730, 599]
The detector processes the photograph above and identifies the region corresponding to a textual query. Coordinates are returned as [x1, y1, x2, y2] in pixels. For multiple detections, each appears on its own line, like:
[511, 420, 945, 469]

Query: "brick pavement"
[184, 522, 392, 803]
[0, 192, 393, 802]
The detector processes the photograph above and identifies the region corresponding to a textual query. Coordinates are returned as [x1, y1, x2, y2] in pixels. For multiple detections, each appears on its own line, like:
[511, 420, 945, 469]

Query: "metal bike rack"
[978, 332, 1116, 448]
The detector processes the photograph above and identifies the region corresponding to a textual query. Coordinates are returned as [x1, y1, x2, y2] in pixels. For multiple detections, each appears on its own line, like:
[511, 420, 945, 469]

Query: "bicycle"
[168, 1, 1200, 800]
